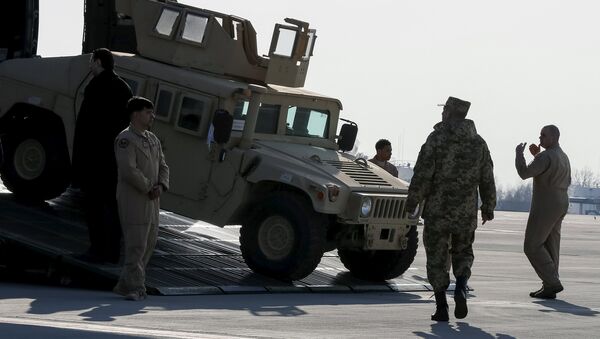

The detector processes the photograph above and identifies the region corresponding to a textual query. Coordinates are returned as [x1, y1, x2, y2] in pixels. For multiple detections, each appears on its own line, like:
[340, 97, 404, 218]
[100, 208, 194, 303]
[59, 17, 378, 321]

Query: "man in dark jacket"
[406, 97, 496, 321]
[72, 48, 133, 263]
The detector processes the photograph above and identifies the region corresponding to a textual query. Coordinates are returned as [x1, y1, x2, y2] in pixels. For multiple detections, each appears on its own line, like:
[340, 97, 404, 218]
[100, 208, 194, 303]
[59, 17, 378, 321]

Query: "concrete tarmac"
[1, 180, 599, 338]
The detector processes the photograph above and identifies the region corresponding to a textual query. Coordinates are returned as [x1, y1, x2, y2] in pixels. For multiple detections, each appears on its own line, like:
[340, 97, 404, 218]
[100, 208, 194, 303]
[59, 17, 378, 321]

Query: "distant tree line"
[496, 182, 532, 212]
[496, 168, 600, 212]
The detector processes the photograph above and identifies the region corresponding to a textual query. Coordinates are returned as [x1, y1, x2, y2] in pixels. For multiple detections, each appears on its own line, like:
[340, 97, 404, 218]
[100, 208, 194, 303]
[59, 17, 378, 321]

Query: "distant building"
[393, 161, 414, 183]
[569, 185, 600, 215]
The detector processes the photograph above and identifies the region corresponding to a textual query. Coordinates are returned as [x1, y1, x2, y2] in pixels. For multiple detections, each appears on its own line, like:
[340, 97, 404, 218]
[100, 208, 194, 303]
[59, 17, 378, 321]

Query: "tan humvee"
[0, 0, 421, 281]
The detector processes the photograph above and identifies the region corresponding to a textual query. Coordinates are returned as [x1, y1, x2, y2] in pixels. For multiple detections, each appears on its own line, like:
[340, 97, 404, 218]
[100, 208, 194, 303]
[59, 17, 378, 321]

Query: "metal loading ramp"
[0, 188, 432, 295]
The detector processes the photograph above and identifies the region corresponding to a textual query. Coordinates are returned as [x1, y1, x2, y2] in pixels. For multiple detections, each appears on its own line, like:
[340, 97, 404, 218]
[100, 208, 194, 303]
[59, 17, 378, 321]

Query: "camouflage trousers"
[423, 220, 475, 292]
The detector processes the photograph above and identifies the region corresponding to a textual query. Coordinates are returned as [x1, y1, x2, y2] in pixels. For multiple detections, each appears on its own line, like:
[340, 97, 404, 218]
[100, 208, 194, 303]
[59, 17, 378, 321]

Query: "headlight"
[360, 197, 372, 217]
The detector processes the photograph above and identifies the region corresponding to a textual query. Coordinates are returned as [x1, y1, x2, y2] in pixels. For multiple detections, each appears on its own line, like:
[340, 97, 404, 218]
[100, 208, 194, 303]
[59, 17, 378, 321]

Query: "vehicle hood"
[246, 140, 409, 193]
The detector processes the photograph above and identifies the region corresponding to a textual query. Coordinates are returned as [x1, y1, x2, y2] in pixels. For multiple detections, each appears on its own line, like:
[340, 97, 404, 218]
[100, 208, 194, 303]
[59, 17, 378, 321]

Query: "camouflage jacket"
[406, 119, 496, 227]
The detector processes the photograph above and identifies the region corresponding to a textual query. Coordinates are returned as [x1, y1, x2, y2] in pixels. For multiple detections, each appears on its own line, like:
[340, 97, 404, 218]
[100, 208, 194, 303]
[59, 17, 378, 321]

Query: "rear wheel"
[240, 192, 327, 281]
[0, 128, 70, 201]
[339, 225, 418, 281]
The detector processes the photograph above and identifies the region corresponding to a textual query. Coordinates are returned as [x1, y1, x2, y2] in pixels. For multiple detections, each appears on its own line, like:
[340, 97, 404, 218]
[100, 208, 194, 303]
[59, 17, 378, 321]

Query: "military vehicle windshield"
[233, 100, 330, 139]
[285, 106, 329, 138]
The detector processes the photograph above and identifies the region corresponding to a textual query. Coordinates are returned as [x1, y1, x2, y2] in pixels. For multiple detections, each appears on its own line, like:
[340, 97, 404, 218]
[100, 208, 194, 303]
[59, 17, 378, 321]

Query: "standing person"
[369, 139, 399, 177]
[406, 96, 496, 321]
[72, 48, 133, 263]
[515, 125, 571, 299]
[113, 97, 169, 301]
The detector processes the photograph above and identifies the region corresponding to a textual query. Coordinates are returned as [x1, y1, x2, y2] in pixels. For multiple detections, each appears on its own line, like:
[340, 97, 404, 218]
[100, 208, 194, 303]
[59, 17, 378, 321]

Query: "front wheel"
[339, 225, 418, 281]
[0, 128, 70, 201]
[240, 192, 327, 281]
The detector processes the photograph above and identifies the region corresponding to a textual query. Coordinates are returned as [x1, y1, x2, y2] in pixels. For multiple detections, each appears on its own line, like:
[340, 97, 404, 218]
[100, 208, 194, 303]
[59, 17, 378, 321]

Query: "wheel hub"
[13, 138, 46, 180]
[257, 215, 295, 261]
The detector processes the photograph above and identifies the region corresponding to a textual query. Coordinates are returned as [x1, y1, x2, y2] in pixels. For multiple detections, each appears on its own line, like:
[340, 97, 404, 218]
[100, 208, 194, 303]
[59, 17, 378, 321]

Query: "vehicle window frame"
[303, 29, 317, 59]
[153, 6, 183, 39]
[154, 84, 178, 122]
[232, 99, 250, 132]
[268, 24, 300, 58]
[254, 103, 282, 135]
[174, 92, 215, 137]
[285, 106, 330, 139]
[118, 71, 145, 96]
[174, 10, 212, 47]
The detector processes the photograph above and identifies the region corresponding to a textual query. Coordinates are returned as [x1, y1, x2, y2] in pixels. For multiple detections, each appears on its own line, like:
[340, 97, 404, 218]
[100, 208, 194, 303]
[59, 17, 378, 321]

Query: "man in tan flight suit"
[515, 124, 570, 299]
[369, 139, 399, 177]
[113, 97, 169, 301]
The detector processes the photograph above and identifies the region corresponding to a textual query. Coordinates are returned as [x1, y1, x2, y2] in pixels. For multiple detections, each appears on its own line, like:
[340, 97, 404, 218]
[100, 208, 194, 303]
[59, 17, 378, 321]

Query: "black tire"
[339, 225, 418, 281]
[0, 128, 70, 201]
[240, 192, 327, 281]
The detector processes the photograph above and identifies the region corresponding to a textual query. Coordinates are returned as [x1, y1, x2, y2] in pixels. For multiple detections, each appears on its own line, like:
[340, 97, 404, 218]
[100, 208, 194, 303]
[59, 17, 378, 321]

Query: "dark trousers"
[83, 188, 122, 263]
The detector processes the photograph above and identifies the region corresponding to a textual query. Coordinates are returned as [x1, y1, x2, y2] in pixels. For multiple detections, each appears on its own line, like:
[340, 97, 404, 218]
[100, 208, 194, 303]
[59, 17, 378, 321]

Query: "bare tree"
[496, 182, 532, 212]
[573, 168, 600, 188]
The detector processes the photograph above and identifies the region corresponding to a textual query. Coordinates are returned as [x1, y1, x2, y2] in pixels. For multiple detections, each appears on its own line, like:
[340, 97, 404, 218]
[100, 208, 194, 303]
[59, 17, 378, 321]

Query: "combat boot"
[431, 291, 449, 322]
[530, 282, 563, 299]
[125, 290, 147, 301]
[454, 277, 468, 319]
[529, 286, 544, 297]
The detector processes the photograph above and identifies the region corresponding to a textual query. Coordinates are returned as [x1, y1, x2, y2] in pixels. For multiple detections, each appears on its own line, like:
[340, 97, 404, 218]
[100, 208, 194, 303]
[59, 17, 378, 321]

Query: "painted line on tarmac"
[478, 228, 523, 234]
[0, 316, 250, 339]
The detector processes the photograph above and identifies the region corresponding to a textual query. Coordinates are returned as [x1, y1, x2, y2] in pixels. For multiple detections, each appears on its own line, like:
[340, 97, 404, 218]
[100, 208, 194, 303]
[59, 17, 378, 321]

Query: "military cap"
[439, 96, 471, 118]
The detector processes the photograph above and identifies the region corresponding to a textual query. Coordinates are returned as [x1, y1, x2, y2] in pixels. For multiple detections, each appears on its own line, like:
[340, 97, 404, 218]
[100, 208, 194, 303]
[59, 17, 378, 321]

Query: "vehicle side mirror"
[212, 109, 233, 144]
[337, 121, 357, 152]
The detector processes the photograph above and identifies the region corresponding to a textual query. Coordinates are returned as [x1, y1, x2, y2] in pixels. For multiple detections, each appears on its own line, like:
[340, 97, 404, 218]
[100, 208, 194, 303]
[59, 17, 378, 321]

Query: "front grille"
[371, 197, 406, 220]
[324, 160, 391, 187]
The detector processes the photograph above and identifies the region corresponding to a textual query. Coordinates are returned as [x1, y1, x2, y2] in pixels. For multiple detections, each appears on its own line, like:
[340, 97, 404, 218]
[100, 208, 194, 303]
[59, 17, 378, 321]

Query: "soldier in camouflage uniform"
[406, 96, 496, 321]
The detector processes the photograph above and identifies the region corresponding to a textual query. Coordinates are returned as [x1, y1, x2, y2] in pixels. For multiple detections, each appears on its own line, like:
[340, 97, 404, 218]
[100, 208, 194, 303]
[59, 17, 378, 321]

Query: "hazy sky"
[38, 0, 600, 188]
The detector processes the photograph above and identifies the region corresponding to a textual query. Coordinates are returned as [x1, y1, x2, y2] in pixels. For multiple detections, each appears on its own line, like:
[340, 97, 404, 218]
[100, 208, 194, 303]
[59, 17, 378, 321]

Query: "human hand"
[482, 214, 493, 225]
[529, 143, 541, 156]
[405, 203, 419, 220]
[148, 185, 162, 200]
[515, 142, 527, 154]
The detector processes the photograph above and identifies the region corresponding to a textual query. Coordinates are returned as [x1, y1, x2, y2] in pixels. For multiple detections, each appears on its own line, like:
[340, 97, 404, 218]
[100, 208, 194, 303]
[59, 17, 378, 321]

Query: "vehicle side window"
[177, 96, 205, 132]
[181, 13, 209, 44]
[155, 88, 174, 120]
[233, 100, 249, 120]
[232, 100, 249, 131]
[121, 77, 139, 95]
[286, 106, 329, 138]
[155, 8, 181, 37]
[255, 104, 280, 134]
